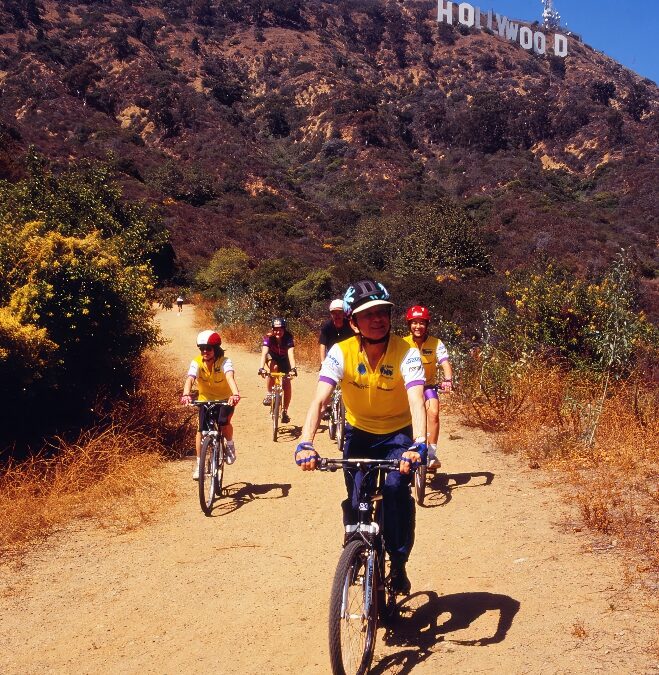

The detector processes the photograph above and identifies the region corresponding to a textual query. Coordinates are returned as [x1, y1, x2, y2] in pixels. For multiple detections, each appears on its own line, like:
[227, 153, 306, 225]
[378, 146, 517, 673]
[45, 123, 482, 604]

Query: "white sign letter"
[533, 31, 546, 54]
[496, 14, 509, 38]
[458, 2, 474, 27]
[437, 0, 453, 24]
[506, 21, 519, 42]
[554, 33, 568, 57]
[519, 26, 532, 50]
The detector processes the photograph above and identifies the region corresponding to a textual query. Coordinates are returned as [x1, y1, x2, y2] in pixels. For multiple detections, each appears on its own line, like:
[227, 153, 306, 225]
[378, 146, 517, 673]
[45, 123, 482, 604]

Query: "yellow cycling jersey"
[320, 335, 425, 434]
[188, 355, 233, 402]
[402, 334, 449, 384]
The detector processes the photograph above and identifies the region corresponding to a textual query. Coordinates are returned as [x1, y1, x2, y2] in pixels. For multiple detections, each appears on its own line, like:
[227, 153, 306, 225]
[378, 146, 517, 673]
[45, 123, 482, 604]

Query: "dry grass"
[460, 362, 659, 593]
[0, 353, 195, 557]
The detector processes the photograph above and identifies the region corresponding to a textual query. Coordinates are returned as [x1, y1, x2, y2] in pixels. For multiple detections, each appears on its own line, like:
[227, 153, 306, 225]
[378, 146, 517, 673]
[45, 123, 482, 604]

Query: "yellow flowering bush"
[0, 152, 164, 444]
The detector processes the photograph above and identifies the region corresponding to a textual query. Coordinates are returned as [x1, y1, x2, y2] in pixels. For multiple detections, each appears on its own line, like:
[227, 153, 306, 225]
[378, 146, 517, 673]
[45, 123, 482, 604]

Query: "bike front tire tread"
[199, 435, 217, 516]
[328, 539, 377, 675]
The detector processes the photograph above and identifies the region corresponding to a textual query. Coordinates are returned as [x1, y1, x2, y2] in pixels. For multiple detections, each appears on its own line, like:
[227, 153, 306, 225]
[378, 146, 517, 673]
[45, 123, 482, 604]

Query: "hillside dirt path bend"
[1, 306, 657, 674]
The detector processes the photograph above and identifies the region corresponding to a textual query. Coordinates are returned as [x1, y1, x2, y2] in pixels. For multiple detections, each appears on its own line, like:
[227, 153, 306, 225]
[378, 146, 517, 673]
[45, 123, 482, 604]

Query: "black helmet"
[272, 317, 287, 329]
[343, 280, 393, 318]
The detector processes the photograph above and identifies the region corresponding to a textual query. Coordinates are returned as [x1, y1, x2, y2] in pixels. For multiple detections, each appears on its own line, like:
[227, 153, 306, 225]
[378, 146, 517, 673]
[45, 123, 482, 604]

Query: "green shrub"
[345, 200, 492, 278]
[486, 254, 655, 375]
[0, 152, 164, 445]
[194, 246, 250, 298]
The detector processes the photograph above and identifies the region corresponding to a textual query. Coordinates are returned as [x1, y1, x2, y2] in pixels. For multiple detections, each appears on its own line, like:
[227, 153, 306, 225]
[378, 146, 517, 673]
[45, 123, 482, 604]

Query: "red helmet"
[406, 306, 430, 322]
[197, 330, 222, 347]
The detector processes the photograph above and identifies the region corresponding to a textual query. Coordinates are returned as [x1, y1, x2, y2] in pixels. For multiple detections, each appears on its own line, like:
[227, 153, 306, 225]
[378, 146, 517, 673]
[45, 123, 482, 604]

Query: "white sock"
[428, 444, 437, 456]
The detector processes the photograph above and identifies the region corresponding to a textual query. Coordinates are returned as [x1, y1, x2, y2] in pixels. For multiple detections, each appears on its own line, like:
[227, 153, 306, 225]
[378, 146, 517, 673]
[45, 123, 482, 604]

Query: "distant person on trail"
[295, 280, 427, 595]
[258, 317, 297, 424]
[319, 299, 354, 367]
[181, 330, 241, 480]
[176, 295, 184, 313]
[403, 306, 453, 469]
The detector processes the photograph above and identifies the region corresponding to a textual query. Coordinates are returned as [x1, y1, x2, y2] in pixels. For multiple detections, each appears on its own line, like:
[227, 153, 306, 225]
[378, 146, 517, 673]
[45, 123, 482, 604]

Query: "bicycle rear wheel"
[199, 436, 217, 516]
[328, 400, 337, 440]
[328, 539, 377, 675]
[413, 465, 427, 506]
[335, 397, 346, 452]
[272, 390, 280, 442]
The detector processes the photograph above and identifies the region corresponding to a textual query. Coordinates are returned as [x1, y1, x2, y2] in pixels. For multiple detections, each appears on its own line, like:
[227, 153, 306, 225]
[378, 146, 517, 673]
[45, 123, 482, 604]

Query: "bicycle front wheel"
[272, 390, 280, 442]
[414, 465, 427, 506]
[214, 436, 225, 497]
[328, 539, 378, 675]
[199, 436, 217, 516]
[336, 397, 346, 452]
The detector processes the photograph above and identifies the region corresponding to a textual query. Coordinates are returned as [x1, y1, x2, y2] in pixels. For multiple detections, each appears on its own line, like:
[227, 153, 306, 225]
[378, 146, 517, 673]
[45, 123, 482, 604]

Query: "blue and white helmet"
[343, 280, 393, 318]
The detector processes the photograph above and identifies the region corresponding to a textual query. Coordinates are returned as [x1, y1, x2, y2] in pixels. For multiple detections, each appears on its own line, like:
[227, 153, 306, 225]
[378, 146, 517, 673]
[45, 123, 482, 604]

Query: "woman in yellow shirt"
[181, 330, 241, 480]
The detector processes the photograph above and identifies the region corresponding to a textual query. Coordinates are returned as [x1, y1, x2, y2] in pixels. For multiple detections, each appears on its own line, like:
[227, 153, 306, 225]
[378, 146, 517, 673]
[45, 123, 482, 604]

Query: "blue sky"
[475, 1, 658, 83]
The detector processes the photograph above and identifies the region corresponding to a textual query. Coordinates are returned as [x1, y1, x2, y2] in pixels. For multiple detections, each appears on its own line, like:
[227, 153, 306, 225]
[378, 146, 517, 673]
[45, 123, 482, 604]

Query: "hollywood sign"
[437, 1, 569, 57]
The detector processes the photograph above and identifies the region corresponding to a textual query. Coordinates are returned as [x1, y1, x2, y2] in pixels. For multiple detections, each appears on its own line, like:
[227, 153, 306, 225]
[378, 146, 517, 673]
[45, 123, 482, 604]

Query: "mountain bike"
[269, 372, 287, 441]
[193, 400, 233, 516]
[327, 385, 346, 452]
[319, 457, 402, 675]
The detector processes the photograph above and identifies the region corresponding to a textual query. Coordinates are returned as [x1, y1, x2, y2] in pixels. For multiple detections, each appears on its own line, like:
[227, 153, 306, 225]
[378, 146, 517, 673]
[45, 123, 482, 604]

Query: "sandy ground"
[1, 305, 657, 674]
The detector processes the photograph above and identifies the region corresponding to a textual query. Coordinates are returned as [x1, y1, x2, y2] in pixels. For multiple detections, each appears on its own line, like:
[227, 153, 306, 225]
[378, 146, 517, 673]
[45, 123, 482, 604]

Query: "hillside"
[0, 0, 657, 304]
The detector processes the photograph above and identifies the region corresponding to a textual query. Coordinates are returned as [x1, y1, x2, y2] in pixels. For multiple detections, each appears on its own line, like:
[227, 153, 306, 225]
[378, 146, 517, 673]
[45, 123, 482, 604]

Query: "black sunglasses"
[199, 345, 214, 351]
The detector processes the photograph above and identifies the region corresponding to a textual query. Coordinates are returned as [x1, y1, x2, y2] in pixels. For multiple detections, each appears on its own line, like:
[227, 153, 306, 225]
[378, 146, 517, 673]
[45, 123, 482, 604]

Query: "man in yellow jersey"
[295, 280, 427, 594]
[181, 330, 241, 480]
[403, 306, 453, 469]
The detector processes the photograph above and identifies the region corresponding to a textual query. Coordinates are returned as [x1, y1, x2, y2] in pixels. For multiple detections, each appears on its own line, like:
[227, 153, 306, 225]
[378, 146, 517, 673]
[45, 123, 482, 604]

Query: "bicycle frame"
[322, 458, 402, 675]
[268, 371, 288, 441]
[193, 400, 232, 515]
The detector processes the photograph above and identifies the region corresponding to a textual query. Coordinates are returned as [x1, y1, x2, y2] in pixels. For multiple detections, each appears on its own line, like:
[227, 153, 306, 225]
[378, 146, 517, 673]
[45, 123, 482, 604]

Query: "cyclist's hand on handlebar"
[295, 442, 319, 471]
[258, 367, 267, 378]
[400, 442, 427, 474]
[180, 394, 193, 405]
[289, 367, 298, 377]
[228, 394, 241, 406]
[440, 378, 453, 393]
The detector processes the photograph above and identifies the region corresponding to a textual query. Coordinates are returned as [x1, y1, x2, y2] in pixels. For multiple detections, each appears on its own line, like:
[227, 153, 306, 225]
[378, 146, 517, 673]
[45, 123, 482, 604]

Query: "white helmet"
[329, 299, 344, 312]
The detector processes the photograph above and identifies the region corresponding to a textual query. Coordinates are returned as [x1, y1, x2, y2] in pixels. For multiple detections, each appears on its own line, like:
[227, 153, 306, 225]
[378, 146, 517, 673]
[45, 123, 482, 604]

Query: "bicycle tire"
[328, 539, 378, 675]
[413, 465, 427, 506]
[199, 435, 217, 516]
[336, 397, 346, 452]
[272, 389, 280, 442]
[214, 436, 225, 497]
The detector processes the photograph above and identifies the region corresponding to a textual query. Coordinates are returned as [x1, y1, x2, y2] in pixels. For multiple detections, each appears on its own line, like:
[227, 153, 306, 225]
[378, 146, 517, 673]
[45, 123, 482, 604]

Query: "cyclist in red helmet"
[181, 330, 241, 480]
[403, 306, 453, 468]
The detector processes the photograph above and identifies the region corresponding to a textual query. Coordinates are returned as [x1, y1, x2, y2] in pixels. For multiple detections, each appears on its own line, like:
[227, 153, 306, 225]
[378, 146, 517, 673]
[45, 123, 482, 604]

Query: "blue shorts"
[342, 423, 415, 565]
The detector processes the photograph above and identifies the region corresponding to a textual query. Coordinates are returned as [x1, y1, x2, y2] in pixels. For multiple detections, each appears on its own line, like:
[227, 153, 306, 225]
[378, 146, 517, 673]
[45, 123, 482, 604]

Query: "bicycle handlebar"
[191, 399, 232, 407]
[317, 457, 401, 473]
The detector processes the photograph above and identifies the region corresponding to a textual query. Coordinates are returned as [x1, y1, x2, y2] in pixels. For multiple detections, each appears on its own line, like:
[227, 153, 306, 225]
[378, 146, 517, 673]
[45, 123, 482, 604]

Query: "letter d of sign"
[519, 26, 533, 50]
[458, 2, 475, 27]
[437, 0, 453, 24]
[554, 33, 568, 57]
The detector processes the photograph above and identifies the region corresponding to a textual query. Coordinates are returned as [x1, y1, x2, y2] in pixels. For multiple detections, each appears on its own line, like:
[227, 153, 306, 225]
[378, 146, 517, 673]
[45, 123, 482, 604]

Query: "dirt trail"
[1, 305, 657, 674]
